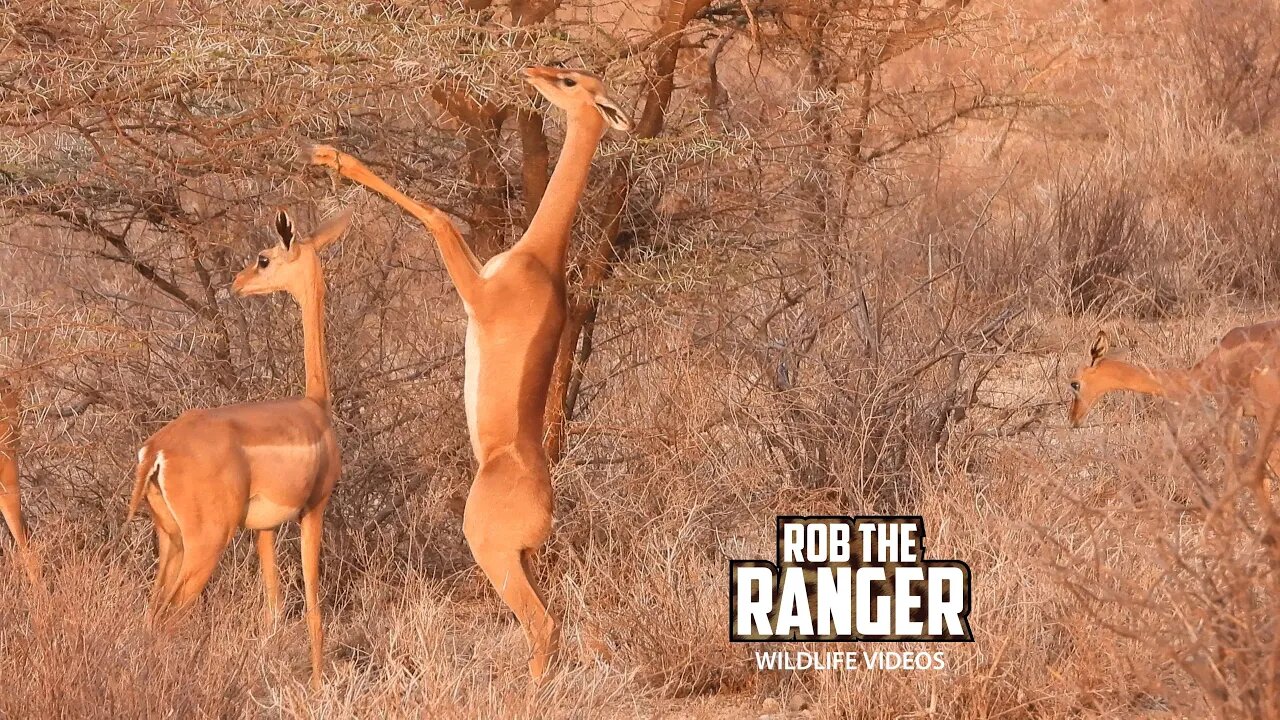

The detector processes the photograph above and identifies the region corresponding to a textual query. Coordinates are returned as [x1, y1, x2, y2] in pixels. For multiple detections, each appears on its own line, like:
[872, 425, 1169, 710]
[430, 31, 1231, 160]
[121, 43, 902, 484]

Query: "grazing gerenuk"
[1068, 324, 1280, 494]
[1068, 323, 1280, 427]
[126, 209, 353, 689]
[307, 65, 632, 680]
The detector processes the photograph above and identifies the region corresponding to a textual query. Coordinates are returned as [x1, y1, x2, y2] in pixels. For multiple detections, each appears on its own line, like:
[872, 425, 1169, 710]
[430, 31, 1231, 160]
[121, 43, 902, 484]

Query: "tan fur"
[1068, 324, 1280, 493]
[307, 66, 631, 681]
[1212, 318, 1280, 351]
[0, 378, 38, 583]
[130, 209, 352, 689]
[1068, 324, 1280, 426]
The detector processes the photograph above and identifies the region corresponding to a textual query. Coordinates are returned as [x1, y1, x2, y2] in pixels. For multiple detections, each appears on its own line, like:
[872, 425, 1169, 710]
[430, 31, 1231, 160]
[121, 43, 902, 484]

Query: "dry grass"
[3, 309, 1279, 719]
[4, 0, 1280, 718]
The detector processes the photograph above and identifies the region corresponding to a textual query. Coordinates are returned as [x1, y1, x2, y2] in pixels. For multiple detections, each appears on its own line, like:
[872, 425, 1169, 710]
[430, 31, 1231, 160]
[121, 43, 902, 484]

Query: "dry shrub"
[1053, 171, 1176, 319]
[0, 533, 258, 717]
[0, 519, 655, 719]
[1185, 0, 1280, 135]
[1192, 162, 1280, 298]
[1050, 403, 1280, 719]
[956, 195, 1050, 305]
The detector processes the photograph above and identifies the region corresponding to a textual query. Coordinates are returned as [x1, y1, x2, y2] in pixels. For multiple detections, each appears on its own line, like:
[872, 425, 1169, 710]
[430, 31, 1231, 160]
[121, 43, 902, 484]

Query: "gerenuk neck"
[1105, 359, 1197, 398]
[521, 108, 605, 270]
[297, 280, 331, 409]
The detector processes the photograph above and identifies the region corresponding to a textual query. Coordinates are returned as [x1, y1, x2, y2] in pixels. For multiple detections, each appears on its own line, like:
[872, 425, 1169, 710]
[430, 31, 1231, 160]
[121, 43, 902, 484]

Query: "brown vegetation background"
[2, 0, 1280, 717]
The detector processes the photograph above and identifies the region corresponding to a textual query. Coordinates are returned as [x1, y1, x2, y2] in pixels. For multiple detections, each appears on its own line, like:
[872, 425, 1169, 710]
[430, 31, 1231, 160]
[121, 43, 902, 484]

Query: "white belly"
[463, 323, 482, 458]
[244, 497, 302, 530]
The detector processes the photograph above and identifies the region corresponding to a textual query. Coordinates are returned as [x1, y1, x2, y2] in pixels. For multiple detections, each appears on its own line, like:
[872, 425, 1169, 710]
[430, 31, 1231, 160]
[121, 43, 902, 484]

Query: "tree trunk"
[542, 0, 710, 463]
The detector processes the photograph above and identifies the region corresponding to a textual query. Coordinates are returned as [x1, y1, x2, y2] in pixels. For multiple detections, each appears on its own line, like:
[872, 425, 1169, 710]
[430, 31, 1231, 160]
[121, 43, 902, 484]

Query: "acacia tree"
[0, 0, 1029, 525]
[538, 0, 1027, 467]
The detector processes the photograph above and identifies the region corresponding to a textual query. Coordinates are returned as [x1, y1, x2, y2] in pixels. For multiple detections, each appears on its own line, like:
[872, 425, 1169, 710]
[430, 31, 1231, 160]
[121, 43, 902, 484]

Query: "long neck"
[296, 279, 330, 408]
[520, 108, 605, 269]
[1105, 359, 1194, 397]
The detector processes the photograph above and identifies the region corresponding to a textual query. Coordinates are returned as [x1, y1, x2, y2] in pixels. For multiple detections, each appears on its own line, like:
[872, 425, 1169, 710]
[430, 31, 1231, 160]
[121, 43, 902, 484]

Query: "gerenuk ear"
[1090, 331, 1110, 365]
[594, 95, 633, 132]
[305, 208, 355, 251]
[276, 210, 295, 250]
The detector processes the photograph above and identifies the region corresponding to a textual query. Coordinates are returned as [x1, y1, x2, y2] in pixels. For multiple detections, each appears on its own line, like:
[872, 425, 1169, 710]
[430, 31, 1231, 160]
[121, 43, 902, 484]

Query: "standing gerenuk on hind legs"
[308, 65, 633, 681]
